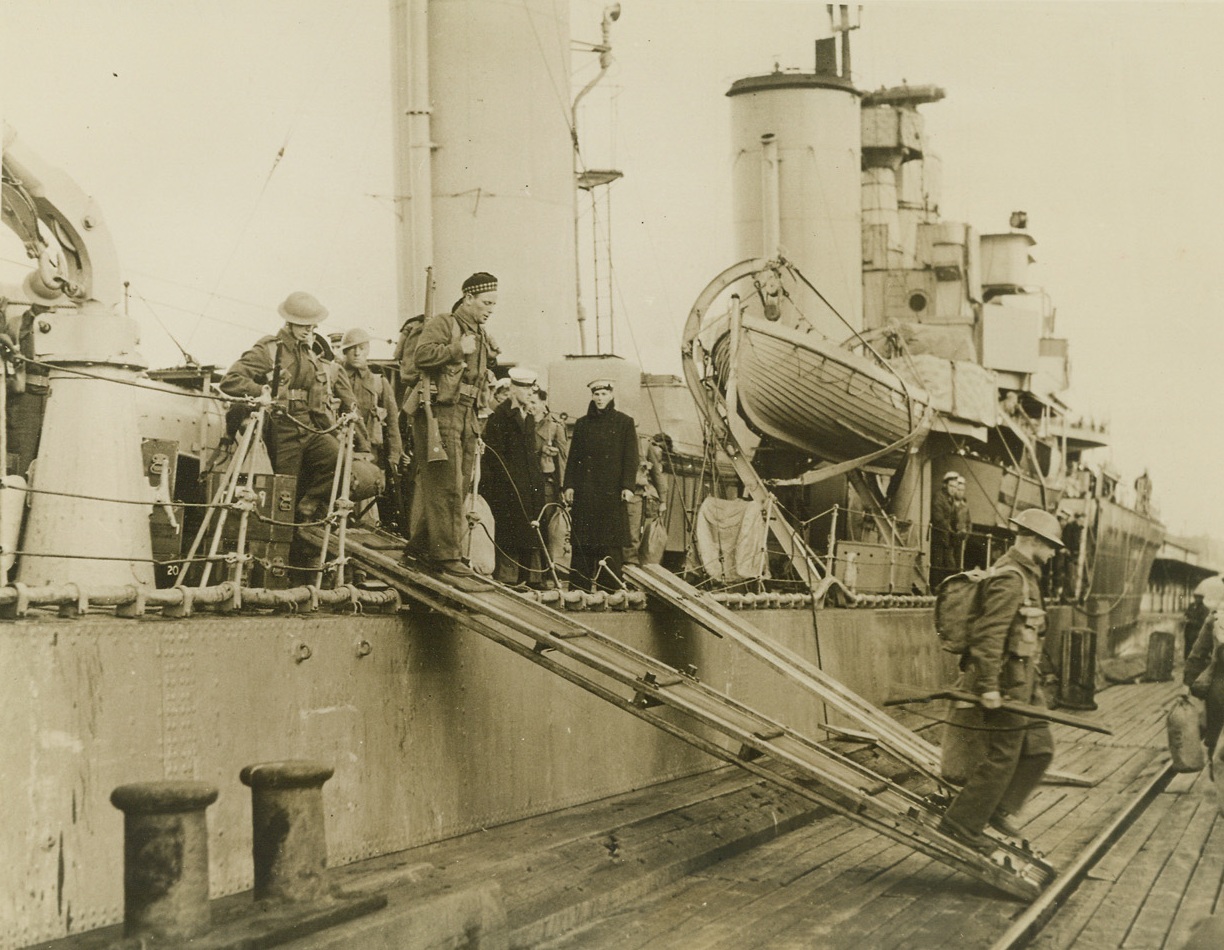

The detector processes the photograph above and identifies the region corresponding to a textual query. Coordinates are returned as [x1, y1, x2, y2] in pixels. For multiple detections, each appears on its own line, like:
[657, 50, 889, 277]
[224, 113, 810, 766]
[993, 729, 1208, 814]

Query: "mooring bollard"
[239, 760, 335, 902]
[110, 781, 219, 942]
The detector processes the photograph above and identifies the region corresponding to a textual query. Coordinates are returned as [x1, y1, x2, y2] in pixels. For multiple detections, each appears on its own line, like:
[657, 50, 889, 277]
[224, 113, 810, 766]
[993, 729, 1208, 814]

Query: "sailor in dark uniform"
[563, 378, 638, 592]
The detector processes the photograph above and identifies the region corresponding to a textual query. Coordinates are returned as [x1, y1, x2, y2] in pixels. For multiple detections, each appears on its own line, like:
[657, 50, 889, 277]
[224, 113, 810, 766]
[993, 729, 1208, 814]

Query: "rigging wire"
[182, 3, 364, 351]
[133, 290, 198, 366]
[522, 0, 579, 145]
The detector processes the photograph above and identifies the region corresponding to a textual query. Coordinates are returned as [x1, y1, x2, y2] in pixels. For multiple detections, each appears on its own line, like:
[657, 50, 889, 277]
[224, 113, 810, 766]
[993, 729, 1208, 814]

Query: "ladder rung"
[638, 672, 684, 689]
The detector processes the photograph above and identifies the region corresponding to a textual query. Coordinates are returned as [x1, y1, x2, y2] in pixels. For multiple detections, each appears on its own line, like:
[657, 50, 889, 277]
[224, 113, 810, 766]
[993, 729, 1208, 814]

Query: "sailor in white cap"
[479, 367, 546, 585]
[563, 377, 639, 591]
[220, 292, 370, 524]
[490, 374, 513, 410]
[930, 468, 969, 587]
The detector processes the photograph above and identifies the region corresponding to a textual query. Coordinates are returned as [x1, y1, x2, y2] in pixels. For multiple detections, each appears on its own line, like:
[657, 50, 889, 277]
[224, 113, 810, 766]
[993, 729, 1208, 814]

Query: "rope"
[7, 549, 226, 565]
[0, 481, 216, 509]
[15, 355, 250, 404]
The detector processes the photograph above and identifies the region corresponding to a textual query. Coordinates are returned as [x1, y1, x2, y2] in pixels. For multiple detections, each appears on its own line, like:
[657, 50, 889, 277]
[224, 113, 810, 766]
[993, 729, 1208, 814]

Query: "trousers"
[570, 542, 624, 593]
[942, 706, 1054, 832]
[267, 416, 342, 516]
[407, 403, 477, 563]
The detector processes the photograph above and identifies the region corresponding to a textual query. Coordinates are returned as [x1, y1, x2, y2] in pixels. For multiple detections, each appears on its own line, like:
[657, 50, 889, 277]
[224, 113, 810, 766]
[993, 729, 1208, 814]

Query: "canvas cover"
[889, 352, 997, 426]
[694, 497, 767, 582]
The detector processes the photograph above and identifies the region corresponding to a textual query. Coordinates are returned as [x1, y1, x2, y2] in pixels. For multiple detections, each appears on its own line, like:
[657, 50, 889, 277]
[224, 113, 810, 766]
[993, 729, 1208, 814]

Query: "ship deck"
[288, 677, 1215, 950]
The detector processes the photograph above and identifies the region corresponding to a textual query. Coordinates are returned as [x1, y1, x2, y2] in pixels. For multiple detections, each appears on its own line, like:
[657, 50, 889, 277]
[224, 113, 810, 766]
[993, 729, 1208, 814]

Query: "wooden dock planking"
[643, 824, 892, 950]
[510, 783, 821, 924]
[1063, 777, 1201, 949]
[696, 833, 917, 950]
[1122, 783, 1218, 948]
[1164, 784, 1224, 950]
[1028, 876, 1120, 950]
[538, 820, 876, 950]
[1035, 751, 1165, 862]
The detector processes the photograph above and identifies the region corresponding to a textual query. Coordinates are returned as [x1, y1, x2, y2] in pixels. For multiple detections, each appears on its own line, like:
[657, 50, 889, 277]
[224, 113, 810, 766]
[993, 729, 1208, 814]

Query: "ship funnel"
[728, 66, 863, 336]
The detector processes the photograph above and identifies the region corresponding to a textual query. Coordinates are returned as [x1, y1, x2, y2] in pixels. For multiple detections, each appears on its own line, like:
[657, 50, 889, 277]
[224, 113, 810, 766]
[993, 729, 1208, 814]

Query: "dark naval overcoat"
[479, 398, 546, 553]
[564, 399, 638, 547]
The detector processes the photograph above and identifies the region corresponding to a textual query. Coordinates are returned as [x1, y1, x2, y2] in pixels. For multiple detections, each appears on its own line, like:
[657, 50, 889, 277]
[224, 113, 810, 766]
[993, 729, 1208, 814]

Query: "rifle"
[380, 452, 408, 536]
[884, 684, 1113, 735]
[416, 268, 448, 464]
[270, 341, 283, 402]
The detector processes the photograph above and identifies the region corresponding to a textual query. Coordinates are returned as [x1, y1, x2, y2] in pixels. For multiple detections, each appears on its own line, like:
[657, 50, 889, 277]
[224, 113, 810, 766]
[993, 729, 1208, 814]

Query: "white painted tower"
[391, 0, 578, 370]
[726, 56, 863, 337]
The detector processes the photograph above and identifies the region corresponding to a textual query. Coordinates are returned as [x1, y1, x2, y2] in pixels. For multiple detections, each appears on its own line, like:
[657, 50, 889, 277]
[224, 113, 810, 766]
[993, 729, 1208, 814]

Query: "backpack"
[394, 315, 427, 391]
[933, 564, 1028, 655]
[395, 313, 465, 394]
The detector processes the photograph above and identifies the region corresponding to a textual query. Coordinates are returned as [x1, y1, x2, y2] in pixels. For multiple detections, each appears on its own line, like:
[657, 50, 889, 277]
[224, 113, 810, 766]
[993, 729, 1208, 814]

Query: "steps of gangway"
[306, 526, 1055, 901]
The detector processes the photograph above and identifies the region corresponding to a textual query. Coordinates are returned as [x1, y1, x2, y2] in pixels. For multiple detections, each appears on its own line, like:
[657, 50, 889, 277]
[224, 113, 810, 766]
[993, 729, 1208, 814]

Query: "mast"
[390, 0, 434, 321]
[394, 0, 577, 370]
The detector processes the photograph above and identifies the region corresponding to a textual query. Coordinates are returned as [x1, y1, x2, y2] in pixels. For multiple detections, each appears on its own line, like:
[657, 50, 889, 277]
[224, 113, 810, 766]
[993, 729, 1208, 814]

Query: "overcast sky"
[1, 1, 1220, 542]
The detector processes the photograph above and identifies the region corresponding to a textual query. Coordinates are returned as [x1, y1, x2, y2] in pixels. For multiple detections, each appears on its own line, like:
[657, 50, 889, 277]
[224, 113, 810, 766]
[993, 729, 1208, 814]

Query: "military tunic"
[220, 327, 367, 517]
[341, 364, 403, 465]
[404, 310, 491, 564]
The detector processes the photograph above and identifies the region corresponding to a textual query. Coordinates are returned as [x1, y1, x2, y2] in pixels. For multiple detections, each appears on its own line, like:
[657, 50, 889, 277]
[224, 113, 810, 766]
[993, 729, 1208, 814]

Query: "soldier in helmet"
[938, 506, 1062, 853]
[220, 291, 369, 521]
[337, 327, 406, 521]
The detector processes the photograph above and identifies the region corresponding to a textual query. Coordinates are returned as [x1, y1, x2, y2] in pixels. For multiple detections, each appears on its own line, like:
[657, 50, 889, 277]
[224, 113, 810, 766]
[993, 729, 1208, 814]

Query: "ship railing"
[804, 505, 923, 595]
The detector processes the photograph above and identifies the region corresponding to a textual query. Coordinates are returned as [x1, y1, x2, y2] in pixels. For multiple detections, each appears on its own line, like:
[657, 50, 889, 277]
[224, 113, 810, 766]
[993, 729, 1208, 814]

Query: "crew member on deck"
[563, 378, 638, 592]
[930, 471, 968, 587]
[220, 291, 369, 522]
[529, 387, 569, 586]
[480, 367, 546, 586]
[338, 326, 406, 524]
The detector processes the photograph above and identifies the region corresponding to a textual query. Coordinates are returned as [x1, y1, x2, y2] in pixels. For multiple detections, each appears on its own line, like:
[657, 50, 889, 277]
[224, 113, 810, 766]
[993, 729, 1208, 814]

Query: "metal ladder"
[318, 527, 1054, 901]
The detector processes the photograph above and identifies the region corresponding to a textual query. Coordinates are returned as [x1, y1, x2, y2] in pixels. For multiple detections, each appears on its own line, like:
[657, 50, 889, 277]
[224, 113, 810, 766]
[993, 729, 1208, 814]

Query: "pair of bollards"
[109, 760, 334, 943]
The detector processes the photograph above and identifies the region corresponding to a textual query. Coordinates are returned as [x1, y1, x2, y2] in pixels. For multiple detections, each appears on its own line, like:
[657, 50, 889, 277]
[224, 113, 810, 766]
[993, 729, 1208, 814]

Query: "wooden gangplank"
[625, 563, 946, 781]
[319, 528, 1055, 901]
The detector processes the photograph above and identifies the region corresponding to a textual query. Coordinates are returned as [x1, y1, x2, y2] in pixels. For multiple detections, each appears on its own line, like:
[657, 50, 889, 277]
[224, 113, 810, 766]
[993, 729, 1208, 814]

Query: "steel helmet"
[340, 327, 371, 351]
[1194, 575, 1224, 607]
[277, 291, 329, 326]
[1009, 508, 1065, 548]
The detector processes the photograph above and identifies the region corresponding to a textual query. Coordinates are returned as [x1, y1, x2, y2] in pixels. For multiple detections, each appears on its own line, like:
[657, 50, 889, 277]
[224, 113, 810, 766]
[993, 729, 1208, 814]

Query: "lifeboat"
[686, 259, 932, 467]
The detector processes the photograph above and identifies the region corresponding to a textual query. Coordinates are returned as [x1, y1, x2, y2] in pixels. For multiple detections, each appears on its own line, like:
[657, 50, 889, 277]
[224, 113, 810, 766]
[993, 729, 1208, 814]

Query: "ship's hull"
[3, 606, 950, 946]
[733, 316, 930, 464]
[1084, 497, 1165, 647]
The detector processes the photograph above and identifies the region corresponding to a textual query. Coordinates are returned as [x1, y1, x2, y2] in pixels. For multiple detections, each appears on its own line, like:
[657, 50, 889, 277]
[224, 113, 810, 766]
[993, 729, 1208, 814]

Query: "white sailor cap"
[587, 378, 614, 392]
[508, 367, 538, 388]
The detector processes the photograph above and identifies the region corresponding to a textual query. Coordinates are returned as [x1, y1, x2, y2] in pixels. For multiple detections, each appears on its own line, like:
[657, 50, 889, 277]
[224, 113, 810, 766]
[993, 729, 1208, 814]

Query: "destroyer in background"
[681, 51, 1164, 656]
